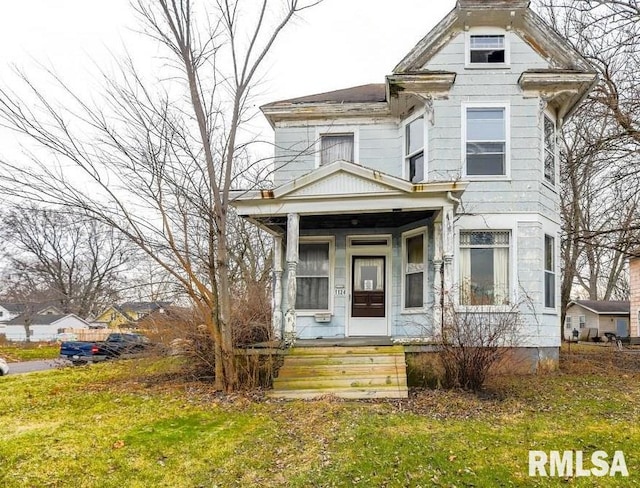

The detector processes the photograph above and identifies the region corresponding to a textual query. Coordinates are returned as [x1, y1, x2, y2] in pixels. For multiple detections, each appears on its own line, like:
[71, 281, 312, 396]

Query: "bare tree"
[0, 0, 320, 391]
[0, 206, 131, 317]
[535, 0, 640, 328]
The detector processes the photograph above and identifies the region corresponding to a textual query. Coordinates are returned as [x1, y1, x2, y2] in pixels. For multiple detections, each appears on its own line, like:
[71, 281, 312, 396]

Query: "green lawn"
[1, 351, 639, 487]
[0, 343, 60, 362]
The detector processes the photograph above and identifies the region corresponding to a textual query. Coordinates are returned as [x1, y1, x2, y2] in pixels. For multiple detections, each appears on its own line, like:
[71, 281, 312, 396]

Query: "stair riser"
[288, 346, 405, 356]
[277, 365, 404, 378]
[268, 388, 409, 400]
[274, 376, 408, 390]
[280, 356, 404, 366]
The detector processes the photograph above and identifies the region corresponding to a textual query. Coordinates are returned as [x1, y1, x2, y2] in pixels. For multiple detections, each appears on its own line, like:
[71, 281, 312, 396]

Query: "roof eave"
[261, 102, 391, 129]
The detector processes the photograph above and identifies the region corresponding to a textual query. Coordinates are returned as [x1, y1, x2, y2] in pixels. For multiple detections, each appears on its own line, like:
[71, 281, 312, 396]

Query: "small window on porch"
[403, 229, 425, 309]
[320, 134, 354, 166]
[296, 242, 330, 310]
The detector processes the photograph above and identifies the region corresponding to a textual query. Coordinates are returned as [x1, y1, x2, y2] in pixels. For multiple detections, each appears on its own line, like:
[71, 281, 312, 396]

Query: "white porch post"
[272, 235, 284, 341]
[433, 219, 443, 335]
[442, 205, 455, 306]
[284, 213, 299, 345]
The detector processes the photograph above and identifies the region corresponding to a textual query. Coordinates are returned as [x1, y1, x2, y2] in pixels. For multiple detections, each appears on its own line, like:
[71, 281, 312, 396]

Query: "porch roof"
[231, 161, 467, 235]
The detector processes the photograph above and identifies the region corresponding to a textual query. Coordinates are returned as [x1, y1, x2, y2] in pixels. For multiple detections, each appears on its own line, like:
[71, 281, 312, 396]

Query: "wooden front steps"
[269, 345, 408, 399]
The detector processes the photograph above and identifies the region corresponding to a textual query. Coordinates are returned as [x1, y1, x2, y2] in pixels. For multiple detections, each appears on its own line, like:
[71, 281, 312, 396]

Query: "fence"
[60, 328, 139, 341]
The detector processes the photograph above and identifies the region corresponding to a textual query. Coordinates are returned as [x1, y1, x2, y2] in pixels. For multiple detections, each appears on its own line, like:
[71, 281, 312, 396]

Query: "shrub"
[437, 302, 524, 391]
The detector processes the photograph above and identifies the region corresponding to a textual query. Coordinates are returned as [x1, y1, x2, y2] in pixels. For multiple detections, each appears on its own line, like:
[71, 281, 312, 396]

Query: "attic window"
[320, 134, 354, 165]
[469, 35, 505, 64]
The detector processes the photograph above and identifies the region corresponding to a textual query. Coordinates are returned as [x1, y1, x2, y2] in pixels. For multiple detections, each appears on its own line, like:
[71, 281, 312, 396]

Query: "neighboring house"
[4, 314, 90, 342]
[564, 300, 630, 341]
[0, 302, 25, 323]
[232, 0, 596, 366]
[630, 256, 640, 337]
[93, 301, 173, 328]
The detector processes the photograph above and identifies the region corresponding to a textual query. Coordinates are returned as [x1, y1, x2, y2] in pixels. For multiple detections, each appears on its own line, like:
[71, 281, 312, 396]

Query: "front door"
[349, 256, 387, 336]
[616, 318, 629, 337]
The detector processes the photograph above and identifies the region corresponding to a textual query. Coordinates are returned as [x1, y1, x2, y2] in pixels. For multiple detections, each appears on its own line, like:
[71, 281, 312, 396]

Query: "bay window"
[460, 231, 510, 305]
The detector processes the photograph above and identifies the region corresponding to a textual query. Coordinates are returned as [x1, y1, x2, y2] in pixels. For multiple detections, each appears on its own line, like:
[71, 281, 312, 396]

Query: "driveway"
[4, 359, 70, 375]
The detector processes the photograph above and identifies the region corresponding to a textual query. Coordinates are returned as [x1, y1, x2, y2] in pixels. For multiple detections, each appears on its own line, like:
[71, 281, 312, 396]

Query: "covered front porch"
[232, 161, 466, 344]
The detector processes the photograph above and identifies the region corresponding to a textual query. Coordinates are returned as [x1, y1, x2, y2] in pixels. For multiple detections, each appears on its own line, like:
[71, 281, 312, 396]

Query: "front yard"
[0, 347, 639, 487]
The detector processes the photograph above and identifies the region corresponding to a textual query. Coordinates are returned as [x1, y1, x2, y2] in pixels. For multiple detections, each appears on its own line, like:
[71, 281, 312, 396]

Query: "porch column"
[442, 205, 455, 297]
[272, 235, 284, 341]
[433, 220, 443, 335]
[284, 213, 299, 345]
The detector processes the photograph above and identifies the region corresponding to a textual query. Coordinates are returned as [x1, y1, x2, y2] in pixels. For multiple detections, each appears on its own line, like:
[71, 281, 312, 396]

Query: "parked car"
[59, 333, 151, 365]
[0, 357, 9, 376]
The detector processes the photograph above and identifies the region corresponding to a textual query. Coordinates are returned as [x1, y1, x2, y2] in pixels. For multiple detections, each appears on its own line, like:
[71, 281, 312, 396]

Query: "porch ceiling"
[254, 209, 435, 234]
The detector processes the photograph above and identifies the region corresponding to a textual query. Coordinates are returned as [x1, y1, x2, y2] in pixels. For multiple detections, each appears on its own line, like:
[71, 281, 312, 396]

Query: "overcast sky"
[0, 0, 456, 150]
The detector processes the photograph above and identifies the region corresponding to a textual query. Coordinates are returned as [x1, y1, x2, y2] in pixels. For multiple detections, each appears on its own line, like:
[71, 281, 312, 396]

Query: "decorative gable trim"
[393, 3, 593, 74]
[273, 160, 414, 198]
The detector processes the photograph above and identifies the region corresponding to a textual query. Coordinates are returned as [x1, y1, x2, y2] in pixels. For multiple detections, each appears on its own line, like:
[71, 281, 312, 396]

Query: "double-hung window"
[579, 315, 586, 329]
[465, 106, 507, 176]
[403, 230, 425, 309]
[544, 235, 555, 308]
[543, 115, 556, 185]
[469, 35, 506, 64]
[460, 231, 510, 305]
[296, 242, 330, 311]
[405, 116, 424, 182]
[565, 316, 572, 329]
[320, 134, 354, 166]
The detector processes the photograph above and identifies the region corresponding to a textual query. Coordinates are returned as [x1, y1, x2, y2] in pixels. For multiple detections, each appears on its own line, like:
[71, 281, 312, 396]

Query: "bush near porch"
[0, 347, 638, 487]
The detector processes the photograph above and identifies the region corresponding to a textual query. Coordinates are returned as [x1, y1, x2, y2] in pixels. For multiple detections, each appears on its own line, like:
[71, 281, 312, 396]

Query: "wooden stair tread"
[270, 345, 408, 400]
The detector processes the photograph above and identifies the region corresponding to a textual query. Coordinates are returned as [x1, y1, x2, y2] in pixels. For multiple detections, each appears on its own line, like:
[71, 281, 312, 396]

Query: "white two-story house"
[232, 0, 596, 366]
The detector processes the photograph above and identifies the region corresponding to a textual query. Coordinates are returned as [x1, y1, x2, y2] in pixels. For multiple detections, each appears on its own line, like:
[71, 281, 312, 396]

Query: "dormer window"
[470, 35, 505, 63]
[320, 133, 354, 166]
[404, 116, 424, 182]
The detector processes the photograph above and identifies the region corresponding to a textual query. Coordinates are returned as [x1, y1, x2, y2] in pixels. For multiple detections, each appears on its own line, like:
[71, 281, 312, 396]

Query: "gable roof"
[394, 0, 594, 74]
[6, 313, 89, 326]
[568, 300, 630, 315]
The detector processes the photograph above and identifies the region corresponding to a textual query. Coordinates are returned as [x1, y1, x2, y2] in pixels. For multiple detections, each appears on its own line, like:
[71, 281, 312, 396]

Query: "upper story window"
[464, 106, 508, 177]
[469, 35, 505, 64]
[466, 29, 509, 68]
[543, 115, 556, 185]
[320, 133, 354, 166]
[405, 116, 424, 182]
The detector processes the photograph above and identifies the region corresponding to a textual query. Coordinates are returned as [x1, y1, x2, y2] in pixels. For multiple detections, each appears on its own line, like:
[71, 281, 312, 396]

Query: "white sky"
[0, 0, 456, 152]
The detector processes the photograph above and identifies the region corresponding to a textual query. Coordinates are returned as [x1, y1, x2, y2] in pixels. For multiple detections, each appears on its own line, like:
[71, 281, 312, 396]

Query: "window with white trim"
[460, 231, 510, 305]
[565, 316, 572, 329]
[404, 116, 424, 182]
[579, 315, 586, 329]
[543, 115, 556, 185]
[544, 235, 555, 308]
[296, 242, 330, 310]
[469, 35, 506, 64]
[465, 107, 507, 176]
[320, 133, 353, 166]
[403, 229, 426, 309]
